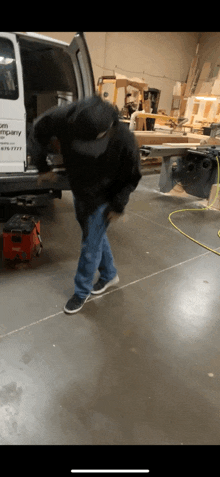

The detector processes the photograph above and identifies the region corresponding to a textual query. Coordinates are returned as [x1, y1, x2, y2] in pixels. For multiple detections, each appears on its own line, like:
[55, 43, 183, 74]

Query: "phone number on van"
[1, 147, 22, 151]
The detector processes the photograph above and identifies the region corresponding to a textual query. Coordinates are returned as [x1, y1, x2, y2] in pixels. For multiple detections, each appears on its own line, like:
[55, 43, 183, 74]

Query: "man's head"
[69, 94, 119, 158]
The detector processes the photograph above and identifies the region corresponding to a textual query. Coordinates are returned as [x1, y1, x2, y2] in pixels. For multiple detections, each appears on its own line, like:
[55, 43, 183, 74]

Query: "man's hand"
[107, 211, 123, 222]
[37, 171, 58, 186]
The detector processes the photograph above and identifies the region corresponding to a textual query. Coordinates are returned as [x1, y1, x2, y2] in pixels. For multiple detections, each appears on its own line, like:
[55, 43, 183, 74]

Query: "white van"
[0, 31, 95, 206]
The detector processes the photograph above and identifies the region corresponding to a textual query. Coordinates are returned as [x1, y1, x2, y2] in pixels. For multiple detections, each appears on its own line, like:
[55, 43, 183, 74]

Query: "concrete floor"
[1, 174, 220, 446]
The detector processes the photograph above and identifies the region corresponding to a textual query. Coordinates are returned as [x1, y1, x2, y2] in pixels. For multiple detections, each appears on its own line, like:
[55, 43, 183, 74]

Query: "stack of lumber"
[184, 60, 220, 99]
[170, 49, 199, 118]
[170, 48, 220, 119]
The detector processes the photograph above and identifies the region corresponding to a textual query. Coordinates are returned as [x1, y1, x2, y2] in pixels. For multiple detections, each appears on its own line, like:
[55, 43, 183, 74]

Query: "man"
[28, 94, 142, 314]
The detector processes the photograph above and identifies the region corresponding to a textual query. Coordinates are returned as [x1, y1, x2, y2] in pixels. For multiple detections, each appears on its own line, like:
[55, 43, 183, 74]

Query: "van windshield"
[0, 38, 18, 100]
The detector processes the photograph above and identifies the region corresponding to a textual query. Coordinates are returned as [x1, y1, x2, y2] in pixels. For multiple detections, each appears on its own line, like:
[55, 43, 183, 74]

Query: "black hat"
[70, 95, 118, 158]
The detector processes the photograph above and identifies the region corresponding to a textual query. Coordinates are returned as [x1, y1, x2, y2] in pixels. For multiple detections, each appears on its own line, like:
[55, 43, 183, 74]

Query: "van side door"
[68, 32, 95, 100]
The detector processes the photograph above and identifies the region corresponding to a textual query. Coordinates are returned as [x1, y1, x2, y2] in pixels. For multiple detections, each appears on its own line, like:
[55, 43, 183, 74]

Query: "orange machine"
[3, 214, 42, 261]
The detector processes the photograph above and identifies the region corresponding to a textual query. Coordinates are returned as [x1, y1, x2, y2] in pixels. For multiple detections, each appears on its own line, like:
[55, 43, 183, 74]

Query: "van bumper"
[0, 169, 71, 206]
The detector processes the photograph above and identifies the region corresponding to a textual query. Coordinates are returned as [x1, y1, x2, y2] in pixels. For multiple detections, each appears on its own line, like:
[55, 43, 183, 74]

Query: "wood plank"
[134, 133, 189, 147]
[185, 54, 199, 98]
[181, 125, 202, 131]
[200, 137, 220, 146]
[143, 98, 151, 113]
[135, 112, 177, 121]
[179, 83, 187, 116]
[162, 143, 200, 147]
[203, 101, 212, 118]
[191, 68, 200, 95]
[197, 62, 211, 81]
[194, 62, 211, 95]
[187, 132, 210, 141]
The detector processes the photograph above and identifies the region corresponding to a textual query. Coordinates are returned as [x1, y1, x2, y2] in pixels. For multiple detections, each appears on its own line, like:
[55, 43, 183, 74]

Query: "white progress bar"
[71, 471, 150, 474]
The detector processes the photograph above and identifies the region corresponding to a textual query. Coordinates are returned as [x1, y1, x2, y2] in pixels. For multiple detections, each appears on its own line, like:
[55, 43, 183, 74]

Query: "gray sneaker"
[91, 274, 119, 295]
[64, 294, 90, 314]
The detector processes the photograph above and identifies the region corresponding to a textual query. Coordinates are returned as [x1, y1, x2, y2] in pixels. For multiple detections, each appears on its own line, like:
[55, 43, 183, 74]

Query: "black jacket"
[28, 101, 142, 232]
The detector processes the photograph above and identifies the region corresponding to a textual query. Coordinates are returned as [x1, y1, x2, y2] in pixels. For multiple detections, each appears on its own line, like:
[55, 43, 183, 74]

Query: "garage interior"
[1, 31, 220, 453]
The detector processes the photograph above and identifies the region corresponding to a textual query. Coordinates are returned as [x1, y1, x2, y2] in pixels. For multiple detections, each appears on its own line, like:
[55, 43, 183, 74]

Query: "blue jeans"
[74, 202, 117, 299]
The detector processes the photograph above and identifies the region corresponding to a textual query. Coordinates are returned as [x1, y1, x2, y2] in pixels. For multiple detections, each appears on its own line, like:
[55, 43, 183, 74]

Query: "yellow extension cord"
[168, 156, 220, 256]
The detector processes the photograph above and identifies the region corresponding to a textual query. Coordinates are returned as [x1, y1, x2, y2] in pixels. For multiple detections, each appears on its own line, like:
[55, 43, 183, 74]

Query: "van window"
[0, 38, 18, 100]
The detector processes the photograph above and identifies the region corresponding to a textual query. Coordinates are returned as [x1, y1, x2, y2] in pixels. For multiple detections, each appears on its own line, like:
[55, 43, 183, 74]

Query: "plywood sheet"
[194, 62, 211, 95]
[196, 81, 213, 95]
[211, 79, 220, 95]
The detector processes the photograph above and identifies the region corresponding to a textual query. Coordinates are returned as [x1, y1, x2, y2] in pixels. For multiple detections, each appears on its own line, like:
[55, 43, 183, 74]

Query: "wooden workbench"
[134, 131, 207, 147]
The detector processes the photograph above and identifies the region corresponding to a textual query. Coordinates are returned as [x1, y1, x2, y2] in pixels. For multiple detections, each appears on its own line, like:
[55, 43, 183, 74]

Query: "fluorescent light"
[195, 96, 217, 101]
[70, 472, 150, 474]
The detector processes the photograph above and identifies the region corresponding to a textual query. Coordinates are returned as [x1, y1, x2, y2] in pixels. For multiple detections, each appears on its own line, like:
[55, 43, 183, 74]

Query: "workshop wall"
[89, 32, 200, 113]
[37, 32, 200, 113]
[196, 32, 220, 79]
